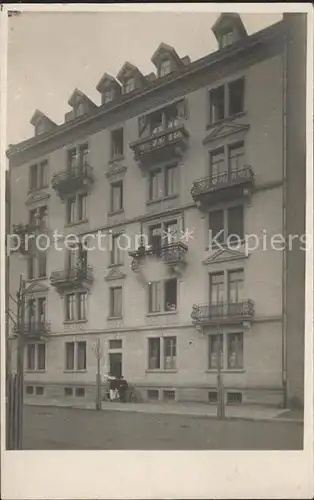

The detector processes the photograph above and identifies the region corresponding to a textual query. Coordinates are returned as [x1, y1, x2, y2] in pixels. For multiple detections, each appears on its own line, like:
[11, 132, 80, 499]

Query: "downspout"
[281, 28, 288, 408]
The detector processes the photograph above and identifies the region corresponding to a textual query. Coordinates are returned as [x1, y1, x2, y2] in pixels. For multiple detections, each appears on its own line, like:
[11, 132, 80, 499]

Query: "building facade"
[7, 13, 306, 407]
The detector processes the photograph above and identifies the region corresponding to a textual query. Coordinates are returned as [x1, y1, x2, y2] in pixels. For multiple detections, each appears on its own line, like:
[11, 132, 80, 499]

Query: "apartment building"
[7, 13, 306, 408]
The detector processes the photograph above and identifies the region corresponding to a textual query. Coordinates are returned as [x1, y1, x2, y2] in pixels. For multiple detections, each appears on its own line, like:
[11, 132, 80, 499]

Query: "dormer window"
[124, 77, 135, 94]
[159, 59, 171, 77]
[104, 90, 113, 104]
[75, 101, 84, 118]
[220, 30, 234, 48]
[36, 121, 45, 135]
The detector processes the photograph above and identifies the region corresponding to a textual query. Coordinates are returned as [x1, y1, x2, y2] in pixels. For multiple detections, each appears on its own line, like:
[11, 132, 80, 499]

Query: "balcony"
[191, 300, 255, 326]
[13, 320, 51, 338]
[191, 166, 254, 207]
[129, 124, 189, 168]
[50, 266, 93, 291]
[129, 242, 188, 274]
[51, 164, 94, 199]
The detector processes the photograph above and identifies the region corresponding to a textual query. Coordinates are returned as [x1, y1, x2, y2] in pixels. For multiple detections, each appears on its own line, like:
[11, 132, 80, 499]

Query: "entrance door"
[109, 353, 122, 378]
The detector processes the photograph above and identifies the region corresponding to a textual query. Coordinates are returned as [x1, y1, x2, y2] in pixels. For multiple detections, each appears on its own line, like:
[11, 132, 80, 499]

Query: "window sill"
[107, 263, 124, 269]
[65, 219, 88, 228]
[147, 311, 178, 317]
[26, 276, 48, 283]
[25, 370, 46, 373]
[206, 111, 246, 130]
[109, 155, 124, 164]
[107, 316, 123, 320]
[63, 370, 87, 373]
[205, 369, 245, 373]
[108, 209, 124, 216]
[205, 240, 245, 252]
[146, 369, 177, 373]
[64, 319, 88, 324]
[146, 194, 178, 205]
[27, 186, 49, 195]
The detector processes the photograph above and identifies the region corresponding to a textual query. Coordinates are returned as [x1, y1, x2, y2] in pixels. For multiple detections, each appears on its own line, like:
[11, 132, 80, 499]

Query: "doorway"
[109, 352, 122, 378]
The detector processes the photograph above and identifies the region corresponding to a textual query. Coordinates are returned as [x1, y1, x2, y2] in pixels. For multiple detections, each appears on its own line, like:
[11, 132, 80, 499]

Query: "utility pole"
[16, 276, 26, 449]
[93, 338, 102, 411]
[217, 324, 225, 420]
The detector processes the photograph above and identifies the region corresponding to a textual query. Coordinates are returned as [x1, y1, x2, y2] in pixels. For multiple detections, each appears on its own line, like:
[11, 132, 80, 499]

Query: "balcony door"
[209, 273, 225, 318]
[228, 270, 244, 316]
[210, 148, 227, 187]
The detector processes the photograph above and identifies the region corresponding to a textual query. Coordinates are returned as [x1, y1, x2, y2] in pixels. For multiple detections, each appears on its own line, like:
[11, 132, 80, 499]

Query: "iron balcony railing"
[50, 266, 93, 286]
[13, 321, 51, 336]
[191, 300, 255, 323]
[130, 124, 189, 161]
[191, 166, 254, 200]
[129, 242, 188, 270]
[51, 164, 94, 189]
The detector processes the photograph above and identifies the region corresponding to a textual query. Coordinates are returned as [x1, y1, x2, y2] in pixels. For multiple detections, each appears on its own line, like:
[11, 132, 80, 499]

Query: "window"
[159, 59, 171, 77]
[26, 297, 46, 326]
[38, 206, 48, 229]
[228, 79, 245, 117]
[38, 298, 46, 324]
[149, 225, 162, 252]
[79, 143, 89, 169]
[75, 101, 84, 118]
[147, 389, 159, 400]
[209, 206, 244, 247]
[103, 90, 113, 104]
[29, 160, 48, 190]
[27, 257, 35, 280]
[209, 86, 225, 123]
[111, 234, 123, 265]
[149, 281, 161, 313]
[65, 341, 86, 371]
[164, 336, 176, 369]
[148, 279, 177, 313]
[149, 169, 163, 201]
[66, 193, 88, 224]
[210, 272, 225, 306]
[68, 149, 77, 172]
[165, 105, 179, 129]
[26, 343, 46, 371]
[77, 341, 87, 370]
[75, 387, 85, 397]
[228, 142, 244, 172]
[150, 111, 163, 135]
[78, 193, 87, 221]
[26, 385, 34, 395]
[208, 391, 218, 403]
[164, 220, 178, 244]
[210, 148, 226, 178]
[227, 392, 243, 404]
[111, 181, 123, 212]
[111, 128, 124, 158]
[67, 197, 76, 224]
[228, 270, 244, 304]
[109, 339, 122, 349]
[208, 334, 223, 369]
[110, 287, 122, 317]
[64, 387, 73, 397]
[65, 292, 87, 321]
[227, 332, 243, 369]
[209, 78, 245, 124]
[124, 77, 135, 94]
[165, 165, 177, 196]
[35, 386, 44, 396]
[220, 30, 234, 48]
[37, 251, 47, 278]
[148, 338, 160, 369]
[163, 390, 175, 401]
[164, 278, 177, 311]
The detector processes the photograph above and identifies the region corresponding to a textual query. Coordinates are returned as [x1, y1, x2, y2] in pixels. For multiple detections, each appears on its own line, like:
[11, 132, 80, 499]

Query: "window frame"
[207, 331, 244, 371]
[26, 342, 46, 371]
[148, 278, 178, 314]
[109, 286, 123, 318]
[147, 336, 177, 371]
[65, 291, 88, 322]
[208, 204, 244, 249]
[29, 160, 49, 191]
[110, 180, 124, 213]
[208, 77, 245, 125]
[64, 340, 87, 371]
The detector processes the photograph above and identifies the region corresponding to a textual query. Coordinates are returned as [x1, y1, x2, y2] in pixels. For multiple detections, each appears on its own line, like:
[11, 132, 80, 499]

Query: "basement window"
[227, 392, 243, 405]
[35, 386, 44, 396]
[64, 387, 73, 397]
[75, 387, 85, 397]
[163, 390, 175, 401]
[147, 389, 159, 400]
[208, 391, 218, 404]
[26, 385, 34, 395]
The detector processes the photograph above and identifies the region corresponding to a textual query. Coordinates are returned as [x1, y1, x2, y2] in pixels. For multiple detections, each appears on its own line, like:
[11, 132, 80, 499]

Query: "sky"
[7, 10, 282, 146]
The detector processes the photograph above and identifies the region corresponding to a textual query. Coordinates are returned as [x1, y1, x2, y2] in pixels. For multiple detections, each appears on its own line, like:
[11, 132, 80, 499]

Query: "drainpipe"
[281, 27, 288, 409]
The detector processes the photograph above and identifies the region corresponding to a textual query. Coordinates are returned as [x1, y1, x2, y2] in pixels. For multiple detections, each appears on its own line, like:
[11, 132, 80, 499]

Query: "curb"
[25, 403, 304, 424]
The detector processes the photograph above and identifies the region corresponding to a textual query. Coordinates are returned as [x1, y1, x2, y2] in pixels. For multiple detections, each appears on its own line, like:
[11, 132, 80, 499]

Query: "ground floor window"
[65, 341, 87, 371]
[208, 332, 243, 370]
[26, 343, 46, 371]
[148, 336, 177, 370]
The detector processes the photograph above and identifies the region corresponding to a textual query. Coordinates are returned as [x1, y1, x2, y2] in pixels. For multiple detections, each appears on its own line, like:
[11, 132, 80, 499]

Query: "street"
[22, 405, 303, 450]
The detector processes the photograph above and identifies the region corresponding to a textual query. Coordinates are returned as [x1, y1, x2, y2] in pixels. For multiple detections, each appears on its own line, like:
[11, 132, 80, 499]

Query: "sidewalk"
[26, 399, 304, 423]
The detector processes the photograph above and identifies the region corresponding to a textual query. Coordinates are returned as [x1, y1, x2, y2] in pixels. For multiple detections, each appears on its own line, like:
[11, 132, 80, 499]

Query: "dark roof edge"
[7, 19, 284, 160]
